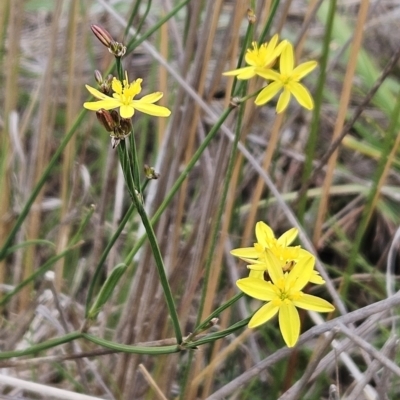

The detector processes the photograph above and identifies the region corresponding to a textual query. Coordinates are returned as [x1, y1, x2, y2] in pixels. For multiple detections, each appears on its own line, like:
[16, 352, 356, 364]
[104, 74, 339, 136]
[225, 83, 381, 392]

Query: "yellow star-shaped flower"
[231, 221, 324, 285]
[223, 35, 288, 80]
[237, 250, 335, 347]
[255, 42, 317, 113]
[84, 72, 171, 119]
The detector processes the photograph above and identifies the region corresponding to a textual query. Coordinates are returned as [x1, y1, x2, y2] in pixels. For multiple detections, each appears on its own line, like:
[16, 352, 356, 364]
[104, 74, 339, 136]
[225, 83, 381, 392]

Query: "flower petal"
[248, 270, 265, 279]
[280, 42, 294, 75]
[309, 270, 325, 285]
[85, 85, 113, 100]
[287, 82, 314, 110]
[277, 228, 298, 247]
[286, 254, 314, 290]
[276, 88, 291, 113]
[83, 99, 120, 111]
[292, 293, 335, 312]
[131, 102, 171, 117]
[112, 79, 123, 94]
[255, 221, 275, 246]
[255, 68, 280, 81]
[255, 81, 283, 106]
[223, 66, 256, 80]
[120, 105, 135, 119]
[292, 61, 318, 80]
[279, 301, 300, 347]
[249, 302, 279, 328]
[139, 92, 164, 103]
[264, 249, 283, 284]
[236, 277, 276, 301]
[231, 247, 259, 259]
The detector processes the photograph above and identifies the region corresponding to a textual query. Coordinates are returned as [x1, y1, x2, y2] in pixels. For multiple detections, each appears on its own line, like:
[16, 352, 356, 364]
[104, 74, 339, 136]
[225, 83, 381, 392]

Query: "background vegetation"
[1, 0, 400, 399]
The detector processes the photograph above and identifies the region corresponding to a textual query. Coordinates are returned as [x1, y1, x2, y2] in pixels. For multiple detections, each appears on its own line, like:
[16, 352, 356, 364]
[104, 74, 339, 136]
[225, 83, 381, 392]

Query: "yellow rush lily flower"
[237, 250, 335, 348]
[223, 35, 288, 80]
[84, 72, 171, 119]
[255, 42, 317, 113]
[231, 222, 324, 285]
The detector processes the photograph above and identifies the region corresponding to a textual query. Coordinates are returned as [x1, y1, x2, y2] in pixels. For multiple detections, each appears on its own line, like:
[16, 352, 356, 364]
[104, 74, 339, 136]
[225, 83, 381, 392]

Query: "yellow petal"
[139, 92, 164, 103]
[120, 105, 135, 118]
[292, 293, 335, 312]
[112, 78, 123, 94]
[286, 255, 314, 290]
[279, 301, 300, 347]
[255, 221, 274, 246]
[309, 270, 325, 285]
[280, 42, 294, 75]
[255, 81, 283, 106]
[292, 60, 318, 80]
[223, 66, 256, 80]
[276, 88, 291, 113]
[83, 99, 120, 111]
[248, 270, 265, 279]
[277, 227, 298, 247]
[256, 68, 280, 81]
[248, 301, 279, 328]
[287, 82, 314, 110]
[236, 278, 276, 301]
[131, 102, 171, 117]
[231, 247, 259, 258]
[85, 85, 112, 100]
[264, 249, 283, 284]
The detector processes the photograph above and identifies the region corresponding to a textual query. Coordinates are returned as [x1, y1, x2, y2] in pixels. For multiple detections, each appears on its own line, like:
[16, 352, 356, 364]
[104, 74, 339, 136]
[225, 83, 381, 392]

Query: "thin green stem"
[129, 185, 183, 344]
[344, 89, 400, 296]
[85, 203, 136, 316]
[0, 243, 82, 307]
[297, 0, 336, 220]
[126, 0, 191, 54]
[124, 106, 234, 265]
[258, 0, 281, 43]
[82, 333, 180, 355]
[0, 111, 85, 260]
[195, 103, 245, 328]
[0, 332, 82, 359]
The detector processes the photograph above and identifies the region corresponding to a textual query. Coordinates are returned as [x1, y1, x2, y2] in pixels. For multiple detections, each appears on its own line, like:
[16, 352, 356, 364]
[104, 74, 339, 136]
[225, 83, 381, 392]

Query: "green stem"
[0, 111, 85, 261]
[0, 332, 82, 359]
[129, 185, 183, 344]
[195, 103, 245, 328]
[85, 203, 136, 316]
[298, 0, 336, 221]
[126, 0, 191, 53]
[344, 89, 400, 296]
[124, 107, 234, 265]
[82, 333, 180, 355]
[258, 0, 281, 43]
[0, 243, 82, 307]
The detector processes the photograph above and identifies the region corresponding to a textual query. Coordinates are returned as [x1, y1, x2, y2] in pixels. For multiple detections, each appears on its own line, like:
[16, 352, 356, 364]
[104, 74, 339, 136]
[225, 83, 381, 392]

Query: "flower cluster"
[232, 222, 334, 348]
[223, 35, 317, 113]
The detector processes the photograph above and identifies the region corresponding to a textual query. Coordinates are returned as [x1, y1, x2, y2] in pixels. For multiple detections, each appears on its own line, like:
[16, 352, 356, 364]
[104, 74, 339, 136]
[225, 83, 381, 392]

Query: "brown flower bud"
[96, 109, 117, 132]
[91, 24, 114, 48]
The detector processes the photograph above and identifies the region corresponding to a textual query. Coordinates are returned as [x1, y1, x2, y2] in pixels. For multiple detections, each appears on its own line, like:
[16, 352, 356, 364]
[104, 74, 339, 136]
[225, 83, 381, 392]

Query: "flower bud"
[94, 70, 103, 85]
[96, 109, 117, 132]
[144, 165, 160, 180]
[247, 9, 256, 24]
[91, 24, 114, 48]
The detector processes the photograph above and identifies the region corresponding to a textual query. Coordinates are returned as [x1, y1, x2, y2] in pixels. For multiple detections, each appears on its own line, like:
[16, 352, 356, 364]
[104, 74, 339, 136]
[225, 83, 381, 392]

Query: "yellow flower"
[255, 42, 317, 113]
[237, 250, 335, 347]
[231, 221, 324, 284]
[84, 72, 171, 119]
[223, 35, 287, 80]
